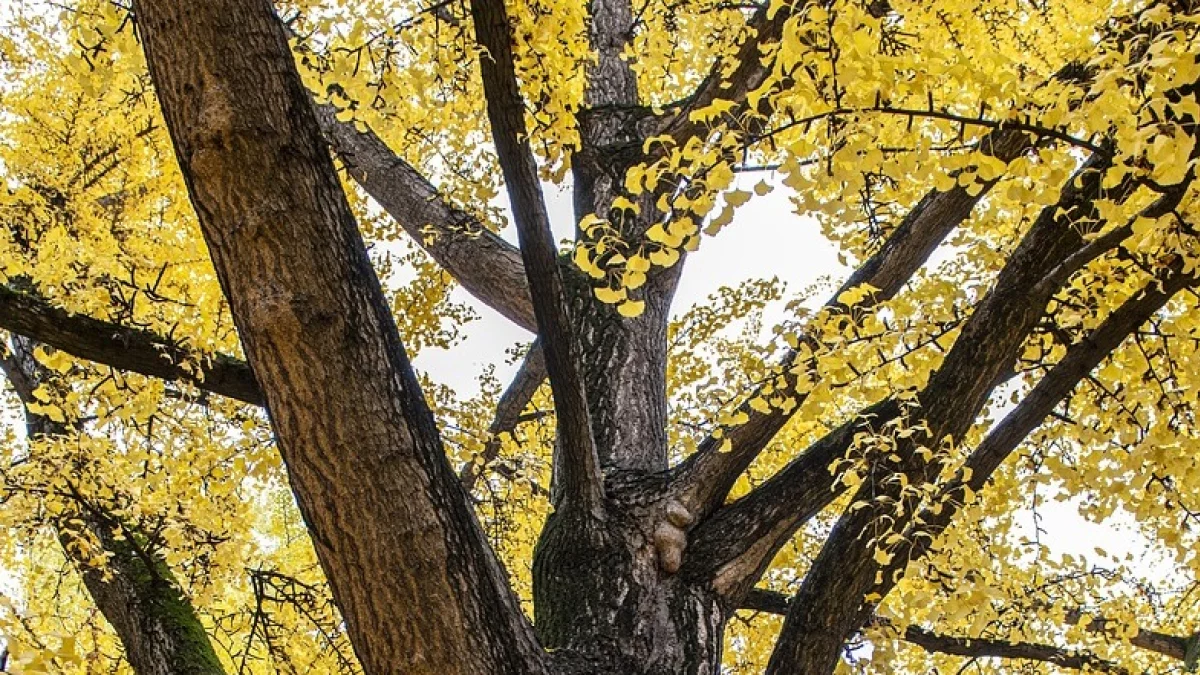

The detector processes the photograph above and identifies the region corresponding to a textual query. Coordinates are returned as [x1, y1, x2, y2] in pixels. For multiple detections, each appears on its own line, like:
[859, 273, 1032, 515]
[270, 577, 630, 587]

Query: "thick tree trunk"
[132, 2, 545, 673]
[532, 490, 727, 675]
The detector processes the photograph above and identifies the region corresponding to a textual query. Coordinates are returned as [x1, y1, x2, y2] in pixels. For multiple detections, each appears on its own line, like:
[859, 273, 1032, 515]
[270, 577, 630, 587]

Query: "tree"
[0, 0, 1197, 672]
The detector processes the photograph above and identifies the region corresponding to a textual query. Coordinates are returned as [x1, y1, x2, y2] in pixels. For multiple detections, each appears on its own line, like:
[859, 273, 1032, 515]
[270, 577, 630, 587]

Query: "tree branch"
[672, 54, 1107, 517]
[459, 340, 548, 495]
[469, 0, 604, 511]
[876, 265, 1196, 591]
[0, 285, 263, 406]
[1065, 608, 1191, 662]
[311, 103, 537, 331]
[760, 151, 1127, 675]
[740, 590, 1130, 674]
[649, 2, 799, 147]
[672, 126, 1033, 516]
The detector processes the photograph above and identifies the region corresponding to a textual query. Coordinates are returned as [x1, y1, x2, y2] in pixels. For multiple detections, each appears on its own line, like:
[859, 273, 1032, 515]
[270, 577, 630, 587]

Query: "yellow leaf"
[617, 299, 645, 317]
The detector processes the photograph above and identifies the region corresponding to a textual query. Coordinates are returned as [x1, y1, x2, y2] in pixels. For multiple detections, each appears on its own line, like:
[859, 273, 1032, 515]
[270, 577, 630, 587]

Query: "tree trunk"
[132, 1, 545, 672]
[533, 490, 727, 675]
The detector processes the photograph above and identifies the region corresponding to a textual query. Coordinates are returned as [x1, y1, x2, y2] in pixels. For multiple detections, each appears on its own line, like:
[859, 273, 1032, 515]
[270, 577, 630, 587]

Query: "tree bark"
[132, 1, 545, 672]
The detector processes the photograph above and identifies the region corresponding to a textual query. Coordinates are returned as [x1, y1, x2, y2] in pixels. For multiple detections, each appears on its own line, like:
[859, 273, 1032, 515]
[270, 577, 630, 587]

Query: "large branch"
[311, 104, 537, 331]
[873, 264, 1196, 590]
[681, 151, 1143, 603]
[672, 56, 1103, 517]
[764, 169, 1188, 674]
[741, 590, 1129, 673]
[671, 126, 1033, 515]
[0, 285, 263, 406]
[133, 1, 545, 672]
[469, 0, 604, 511]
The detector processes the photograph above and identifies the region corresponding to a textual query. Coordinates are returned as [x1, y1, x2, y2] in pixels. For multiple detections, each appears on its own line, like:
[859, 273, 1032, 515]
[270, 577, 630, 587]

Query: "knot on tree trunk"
[653, 500, 694, 574]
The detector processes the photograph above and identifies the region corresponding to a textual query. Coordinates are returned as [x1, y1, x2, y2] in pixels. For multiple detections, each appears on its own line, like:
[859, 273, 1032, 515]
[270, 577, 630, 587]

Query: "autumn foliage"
[0, 0, 1198, 673]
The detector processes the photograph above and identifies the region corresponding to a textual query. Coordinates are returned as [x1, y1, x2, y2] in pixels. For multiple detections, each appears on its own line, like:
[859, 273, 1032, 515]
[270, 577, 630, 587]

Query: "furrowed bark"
[762, 152, 1126, 675]
[133, 1, 545, 673]
[469, 0, 604, 511]
[741, 590, 1128, 673]
[0, 338, 226, 675]
[570, 0, 679, 475]
[584, 0, 638, 110]
[312, 104, 537, 331]
[0, 285, 262, 406]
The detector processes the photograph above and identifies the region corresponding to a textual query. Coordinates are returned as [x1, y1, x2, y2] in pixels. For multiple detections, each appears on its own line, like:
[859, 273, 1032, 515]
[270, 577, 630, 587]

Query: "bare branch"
[469, 0, 604, 510]
[312, 103, 537, 331]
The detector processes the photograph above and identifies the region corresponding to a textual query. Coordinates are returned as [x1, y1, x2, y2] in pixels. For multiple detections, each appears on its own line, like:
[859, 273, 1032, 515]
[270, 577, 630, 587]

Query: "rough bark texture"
[132, 2, 545, 673]
[0, 338, 226, 675]
[533, 482, 726, 675]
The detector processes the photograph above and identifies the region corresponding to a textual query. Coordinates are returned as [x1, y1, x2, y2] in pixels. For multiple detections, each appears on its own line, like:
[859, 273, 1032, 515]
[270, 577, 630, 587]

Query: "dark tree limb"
[312, 103, 537, 331]
[741, 590, 1129, 673]
[0, 285, 263, 406]
[469, 0, 604, 511]
[649, 2, 799, 148]
[760, 153, 1117, 675]
[762, 161, 1185, 674]
[459, 340, 548, 495]
[872, 264, 1196, 597]
[671, 126, 1033, 516]
[673, 55, 1107, 518]
[133, 1, 546, 672]
[1065, 608, 1191, 662]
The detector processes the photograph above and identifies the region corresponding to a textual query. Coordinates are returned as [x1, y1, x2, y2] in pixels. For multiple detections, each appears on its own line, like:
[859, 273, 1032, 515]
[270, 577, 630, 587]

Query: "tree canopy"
[0, 0, 1198, 673]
